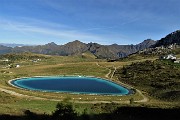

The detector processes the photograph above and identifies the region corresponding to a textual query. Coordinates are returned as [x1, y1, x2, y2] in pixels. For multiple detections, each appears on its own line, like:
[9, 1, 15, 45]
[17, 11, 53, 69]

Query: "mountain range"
[0, 43, 31, 48]
[0, 30, 180, 59]
[0, 40, 156, 59]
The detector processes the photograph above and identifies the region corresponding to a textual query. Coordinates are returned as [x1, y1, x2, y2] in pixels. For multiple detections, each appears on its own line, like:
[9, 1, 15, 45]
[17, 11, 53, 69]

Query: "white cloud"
[0, 18, 106, 43]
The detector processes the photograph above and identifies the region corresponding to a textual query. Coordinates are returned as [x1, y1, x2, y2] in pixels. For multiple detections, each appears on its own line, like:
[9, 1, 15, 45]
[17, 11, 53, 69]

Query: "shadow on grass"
[0, 106, 179, 120]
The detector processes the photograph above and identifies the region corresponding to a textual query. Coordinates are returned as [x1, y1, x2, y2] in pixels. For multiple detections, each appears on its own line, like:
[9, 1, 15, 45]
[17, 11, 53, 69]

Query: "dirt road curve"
[0, 87, 147, 103]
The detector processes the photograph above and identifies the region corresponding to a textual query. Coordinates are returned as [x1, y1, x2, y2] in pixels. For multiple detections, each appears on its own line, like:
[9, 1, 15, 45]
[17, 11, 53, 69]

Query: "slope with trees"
[115, 60, 180, 102]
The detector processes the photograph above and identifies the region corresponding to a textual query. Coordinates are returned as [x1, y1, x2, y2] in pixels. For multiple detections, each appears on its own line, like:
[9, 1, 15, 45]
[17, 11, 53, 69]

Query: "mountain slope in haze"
[0, 45, 12, 54]
[0, 43, 32, 48]
[12, 42, 60, 55]
[107, 39, 156, 58]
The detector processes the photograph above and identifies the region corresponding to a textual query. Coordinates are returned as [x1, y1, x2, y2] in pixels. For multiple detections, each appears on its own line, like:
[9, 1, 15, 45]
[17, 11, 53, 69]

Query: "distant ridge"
[1, 30, 180, 58]
[0, 39, 155, 58]
[0, 43, 33, 48]
[0, 45, 12, 54]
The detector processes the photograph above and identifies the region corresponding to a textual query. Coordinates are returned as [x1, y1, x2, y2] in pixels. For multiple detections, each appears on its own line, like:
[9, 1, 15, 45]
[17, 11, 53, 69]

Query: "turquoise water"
[11, 76, 130, 95]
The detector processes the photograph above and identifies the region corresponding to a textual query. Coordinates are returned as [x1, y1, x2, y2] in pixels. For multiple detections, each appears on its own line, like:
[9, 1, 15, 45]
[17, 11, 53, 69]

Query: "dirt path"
[96, 62, 112, 78]
[0, 84, 148, 104]
[0, 87, 130, 104]
[135, 89, 149, 103]
[96, 62, 149, 103]
[110, 66, 116, 79]
[0, 87, 45, 100]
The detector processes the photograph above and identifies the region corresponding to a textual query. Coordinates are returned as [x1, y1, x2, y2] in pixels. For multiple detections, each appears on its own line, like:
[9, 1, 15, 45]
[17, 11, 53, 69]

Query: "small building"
[174, 58, 180, 63]
[1, 59, 9, 62]
[32, 60, 38, 62]
[32, 59, 41, 62]
[160, 54, 176, 60]
[174, 61, 180, 63]
[16, 64, 20, 68]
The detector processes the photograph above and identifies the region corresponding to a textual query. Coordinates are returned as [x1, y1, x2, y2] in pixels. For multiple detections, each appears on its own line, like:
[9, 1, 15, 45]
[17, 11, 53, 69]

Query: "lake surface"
[11, 76, 130, 95]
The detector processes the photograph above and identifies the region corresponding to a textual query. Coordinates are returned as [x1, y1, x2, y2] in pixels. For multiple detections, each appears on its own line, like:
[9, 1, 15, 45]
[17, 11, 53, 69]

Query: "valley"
[0, 30, 180, 119]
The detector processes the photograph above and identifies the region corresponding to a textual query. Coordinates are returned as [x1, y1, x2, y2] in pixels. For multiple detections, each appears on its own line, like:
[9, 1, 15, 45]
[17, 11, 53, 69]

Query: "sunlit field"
[0, 53, 178, 115]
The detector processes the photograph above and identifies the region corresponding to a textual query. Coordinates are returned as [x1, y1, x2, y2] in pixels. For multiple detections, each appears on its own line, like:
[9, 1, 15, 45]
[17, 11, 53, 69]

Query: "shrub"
[52, 102, 77, 120]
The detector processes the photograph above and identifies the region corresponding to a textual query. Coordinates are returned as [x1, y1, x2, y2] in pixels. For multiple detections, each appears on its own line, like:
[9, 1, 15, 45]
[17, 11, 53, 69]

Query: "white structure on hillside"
[16, 64, 20, 68]
[174, 58, 180, 63]
[160, 54, 176, 60]
[0, 59, 9, 62]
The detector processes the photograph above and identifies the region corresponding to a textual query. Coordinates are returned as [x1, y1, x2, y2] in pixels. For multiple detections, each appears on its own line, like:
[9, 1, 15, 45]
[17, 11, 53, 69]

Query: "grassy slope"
[0, 52, 179, 115]
[115, 60, 180, 102]
[0, 53, 136, 115]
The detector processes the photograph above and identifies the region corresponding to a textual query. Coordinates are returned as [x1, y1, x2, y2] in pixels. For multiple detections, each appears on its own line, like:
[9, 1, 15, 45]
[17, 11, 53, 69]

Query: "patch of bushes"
[0, 104, 179, 120]
[115, 60, 180, 101]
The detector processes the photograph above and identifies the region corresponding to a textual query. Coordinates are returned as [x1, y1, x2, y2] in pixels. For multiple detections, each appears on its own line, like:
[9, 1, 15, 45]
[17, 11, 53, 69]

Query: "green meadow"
[0, 52, 179, 116]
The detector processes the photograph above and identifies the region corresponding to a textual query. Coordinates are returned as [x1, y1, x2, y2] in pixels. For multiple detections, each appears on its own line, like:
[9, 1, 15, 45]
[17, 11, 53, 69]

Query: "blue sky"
[0, 0, 180, 45]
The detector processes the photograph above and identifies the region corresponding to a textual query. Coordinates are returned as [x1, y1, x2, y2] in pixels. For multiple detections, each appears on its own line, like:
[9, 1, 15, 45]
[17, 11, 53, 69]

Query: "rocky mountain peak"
[153, 30, 180, 47]
[70, 40, 83, 44]
[46, 42, 58, 46]
[138, 39, 156, 46]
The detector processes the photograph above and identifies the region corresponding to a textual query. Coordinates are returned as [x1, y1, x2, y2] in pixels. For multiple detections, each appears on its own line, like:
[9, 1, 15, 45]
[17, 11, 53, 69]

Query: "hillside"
[0, 51, 179, 120]
[108, 39, 156, 58]
[59, 40, 88, 55]
[153, 30, 180, 47]
[130, 30, 180, 57]
[0, 45, 12, 54]
[115, 60, 180, 102]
